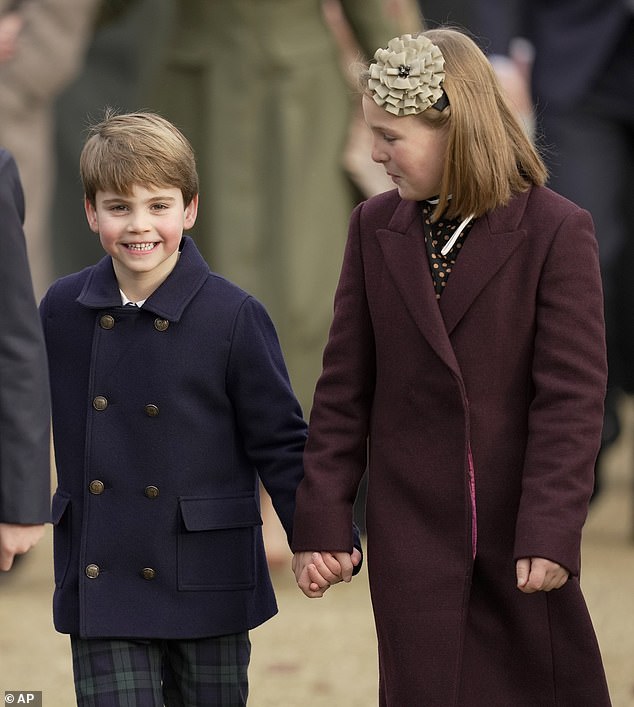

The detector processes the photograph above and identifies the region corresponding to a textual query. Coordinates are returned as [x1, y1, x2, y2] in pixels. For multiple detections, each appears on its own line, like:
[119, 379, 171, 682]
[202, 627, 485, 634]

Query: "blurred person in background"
[0, 0, 99, 298]
[0, 149, 51, 572]
[471, 0, 634, 500]
[50, 0, 175, 282]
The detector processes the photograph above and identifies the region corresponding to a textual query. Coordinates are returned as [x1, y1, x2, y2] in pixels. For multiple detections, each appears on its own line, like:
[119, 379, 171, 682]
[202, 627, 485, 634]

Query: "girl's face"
[362, 94, 448, 202]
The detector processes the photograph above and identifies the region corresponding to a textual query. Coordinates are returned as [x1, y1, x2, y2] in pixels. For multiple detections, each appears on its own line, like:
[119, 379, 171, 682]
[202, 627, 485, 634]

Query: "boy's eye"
[109, 204, 128, 211]
[383, 134, 396, 143]
[151, 203, 169, 210]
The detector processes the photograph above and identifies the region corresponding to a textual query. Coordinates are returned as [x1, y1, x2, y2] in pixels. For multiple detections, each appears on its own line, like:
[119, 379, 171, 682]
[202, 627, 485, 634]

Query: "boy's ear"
[84, 196, 100, 233]
[184, 194, 199, 230]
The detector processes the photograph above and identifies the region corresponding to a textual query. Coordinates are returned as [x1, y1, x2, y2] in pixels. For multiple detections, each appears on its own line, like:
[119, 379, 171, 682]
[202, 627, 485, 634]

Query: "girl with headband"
[292, 29, 611, 706]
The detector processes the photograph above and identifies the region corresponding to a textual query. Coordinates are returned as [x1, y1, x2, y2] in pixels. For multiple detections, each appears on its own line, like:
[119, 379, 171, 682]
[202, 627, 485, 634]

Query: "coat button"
[141, 567, 156, 580]
[144, 404, 159, 417]
[85, 564, 100, 579]
[93, 396, 108, 411]
[89, 480, 105, 495]
[100, 314, 115, 329]
[154, 318, 169, 332]
[144, 485, 159, 499]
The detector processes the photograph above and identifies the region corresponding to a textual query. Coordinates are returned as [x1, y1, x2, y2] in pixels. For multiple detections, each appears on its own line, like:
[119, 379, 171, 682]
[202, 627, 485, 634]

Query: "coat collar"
[376, 190, 532, 376]
[76, 236, 209, 321]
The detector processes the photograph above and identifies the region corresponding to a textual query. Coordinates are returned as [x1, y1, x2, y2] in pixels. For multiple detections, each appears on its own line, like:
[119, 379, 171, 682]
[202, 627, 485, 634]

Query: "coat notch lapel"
[376, 206, 462, 377]
[439, 213, 530, 335]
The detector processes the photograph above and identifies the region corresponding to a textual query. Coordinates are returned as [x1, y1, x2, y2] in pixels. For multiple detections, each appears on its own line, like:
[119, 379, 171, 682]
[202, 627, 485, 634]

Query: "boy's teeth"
[127, 243, 155, 251]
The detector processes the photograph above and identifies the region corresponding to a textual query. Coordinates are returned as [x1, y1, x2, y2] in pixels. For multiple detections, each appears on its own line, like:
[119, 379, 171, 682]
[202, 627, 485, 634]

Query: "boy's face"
[85, 184, 198, 285]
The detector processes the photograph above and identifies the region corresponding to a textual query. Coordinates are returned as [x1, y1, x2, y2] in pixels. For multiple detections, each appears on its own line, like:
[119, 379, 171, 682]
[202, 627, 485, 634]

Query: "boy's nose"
[127, 213, 151, 232]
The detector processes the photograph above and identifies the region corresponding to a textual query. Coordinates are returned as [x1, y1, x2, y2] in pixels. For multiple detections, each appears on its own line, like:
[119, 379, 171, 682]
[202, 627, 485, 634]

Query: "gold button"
[144, 404, 159, 417]
[85, 564, 100, 579]
[141, 567, 156, 580]
[93, 396, 108, 411]
[144, 485, 159, 499]
[89, 480, 105, 495]
[100, 314, 115, 330]
[154, 318, 169, 332]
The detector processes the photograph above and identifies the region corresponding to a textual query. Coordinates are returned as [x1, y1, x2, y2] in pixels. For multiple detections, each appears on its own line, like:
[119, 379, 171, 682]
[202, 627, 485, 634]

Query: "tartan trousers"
[70, 633, 251, 707]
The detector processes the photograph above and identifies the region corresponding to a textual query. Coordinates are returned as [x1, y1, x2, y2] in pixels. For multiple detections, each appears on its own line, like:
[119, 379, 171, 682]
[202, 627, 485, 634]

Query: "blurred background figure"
[469, 0, 634, 501]
[0, 0, 99, 299]
[0, 149, 51, 573]
[326, 0, 423, 199]
[416, 0, 471, 29]
[417, 1, 535, 134]
[50, 0, 175, 282]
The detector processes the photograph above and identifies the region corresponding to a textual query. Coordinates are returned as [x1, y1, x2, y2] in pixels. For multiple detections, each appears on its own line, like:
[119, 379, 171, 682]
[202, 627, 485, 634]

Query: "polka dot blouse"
[422, 200, 475, 299]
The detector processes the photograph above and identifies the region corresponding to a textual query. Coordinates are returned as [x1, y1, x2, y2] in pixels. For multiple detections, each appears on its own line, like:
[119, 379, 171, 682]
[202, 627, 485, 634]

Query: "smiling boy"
[39, 110, 316, 706]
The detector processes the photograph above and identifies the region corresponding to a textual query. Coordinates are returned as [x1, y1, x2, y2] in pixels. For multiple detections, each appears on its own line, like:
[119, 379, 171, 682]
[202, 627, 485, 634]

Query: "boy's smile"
[85, 184, 198, 298]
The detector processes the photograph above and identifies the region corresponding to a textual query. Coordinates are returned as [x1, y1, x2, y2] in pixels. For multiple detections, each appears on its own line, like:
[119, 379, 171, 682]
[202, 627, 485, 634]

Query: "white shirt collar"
[120, 289, 147, 307]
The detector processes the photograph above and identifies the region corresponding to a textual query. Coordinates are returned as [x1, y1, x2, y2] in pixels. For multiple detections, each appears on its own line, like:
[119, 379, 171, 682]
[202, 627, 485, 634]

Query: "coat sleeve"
[0, 150, 51, 523]
[225, 296, 307, 543]
[470, 0, 528, 55]
[513, 206, 607, 575]
[338, 0, 401, 58]
[291, 202, 376, 553]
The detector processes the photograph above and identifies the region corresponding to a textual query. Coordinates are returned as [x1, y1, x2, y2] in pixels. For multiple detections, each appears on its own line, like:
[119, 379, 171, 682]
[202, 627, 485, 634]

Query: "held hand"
[516, 557, 569, 593]
[0, 523, 45, 571]
[293, 549, 361, 598]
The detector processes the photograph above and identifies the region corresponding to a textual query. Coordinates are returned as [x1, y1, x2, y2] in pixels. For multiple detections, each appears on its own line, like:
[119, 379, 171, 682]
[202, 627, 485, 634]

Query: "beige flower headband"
[368, 34, 448, 116]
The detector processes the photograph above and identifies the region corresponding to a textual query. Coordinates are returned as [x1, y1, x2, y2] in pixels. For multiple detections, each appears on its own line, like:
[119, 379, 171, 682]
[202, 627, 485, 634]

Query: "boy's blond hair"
[361, 28, 547, 221]
[80, 110, 199, 207]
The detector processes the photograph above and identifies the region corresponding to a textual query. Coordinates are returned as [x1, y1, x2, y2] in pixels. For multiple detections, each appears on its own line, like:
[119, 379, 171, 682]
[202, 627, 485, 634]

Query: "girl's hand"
[293, 549, 361, 598]
[516, 557, 569, 593]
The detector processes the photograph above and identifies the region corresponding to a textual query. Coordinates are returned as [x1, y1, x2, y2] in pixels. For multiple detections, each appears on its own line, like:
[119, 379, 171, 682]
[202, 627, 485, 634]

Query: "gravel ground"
[2, 403, 633, 706]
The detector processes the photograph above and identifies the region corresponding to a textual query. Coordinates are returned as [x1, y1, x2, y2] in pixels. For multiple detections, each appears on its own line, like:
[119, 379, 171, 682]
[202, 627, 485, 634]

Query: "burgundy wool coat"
[292, 187, 612, 706]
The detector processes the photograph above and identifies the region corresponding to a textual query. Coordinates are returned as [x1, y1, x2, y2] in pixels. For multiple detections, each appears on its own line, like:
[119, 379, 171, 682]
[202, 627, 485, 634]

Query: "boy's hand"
[516, 557, 569, 593]
[293, 549, 362, 598]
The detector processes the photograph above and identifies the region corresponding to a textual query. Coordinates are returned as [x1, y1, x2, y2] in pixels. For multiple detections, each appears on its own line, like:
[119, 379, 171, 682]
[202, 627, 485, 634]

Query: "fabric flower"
[368, 34, 446, 116]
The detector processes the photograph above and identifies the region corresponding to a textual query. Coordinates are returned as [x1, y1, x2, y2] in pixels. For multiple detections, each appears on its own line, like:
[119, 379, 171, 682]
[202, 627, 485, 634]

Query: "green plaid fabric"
[71, 633, 250, 706]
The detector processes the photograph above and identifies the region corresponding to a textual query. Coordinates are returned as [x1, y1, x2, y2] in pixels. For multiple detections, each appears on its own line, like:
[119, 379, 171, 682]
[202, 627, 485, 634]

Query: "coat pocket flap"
[51, 491, 71, 524]
[179, 496, 263, 531]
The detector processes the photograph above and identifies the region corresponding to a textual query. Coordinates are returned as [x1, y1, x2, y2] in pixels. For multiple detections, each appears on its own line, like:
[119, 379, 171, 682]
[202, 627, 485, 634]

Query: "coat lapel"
[375, 190, 532, 374]
[439, 191, 531, 334]
[76, 237, 210, 320]
[376, 199, 462, 378]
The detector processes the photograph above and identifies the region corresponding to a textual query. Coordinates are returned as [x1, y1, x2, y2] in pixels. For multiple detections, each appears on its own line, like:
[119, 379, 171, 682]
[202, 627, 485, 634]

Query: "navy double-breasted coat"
[41, 236, 307, 639]
[292, 187, 611, 705]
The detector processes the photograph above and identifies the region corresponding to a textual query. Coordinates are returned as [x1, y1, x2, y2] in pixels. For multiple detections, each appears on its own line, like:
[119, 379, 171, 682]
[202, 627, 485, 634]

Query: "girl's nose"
[370, 140, 387, 164]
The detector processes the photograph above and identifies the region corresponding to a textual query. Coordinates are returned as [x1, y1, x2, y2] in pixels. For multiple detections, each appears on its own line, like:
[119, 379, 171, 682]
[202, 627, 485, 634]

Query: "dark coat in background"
[40, 236, 307, 639]
[292, 187, 611, 706]
[0, 149, 50, 525]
